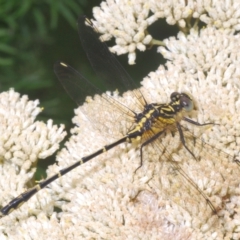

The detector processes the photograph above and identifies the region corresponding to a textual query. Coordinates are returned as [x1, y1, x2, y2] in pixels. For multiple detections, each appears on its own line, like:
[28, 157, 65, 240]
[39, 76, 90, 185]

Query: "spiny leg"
[177, 118, 215, 160]
[134, 126, 217, 214]
[134, 130, 165, 173]
[182, 118, 240, 164]
[176, 122, 196, 159]
[183, 117, 215, 126]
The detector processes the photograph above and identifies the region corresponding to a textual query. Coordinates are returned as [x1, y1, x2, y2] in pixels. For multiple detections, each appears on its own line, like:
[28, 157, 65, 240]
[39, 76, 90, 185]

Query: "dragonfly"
[0, 15, 236, 217]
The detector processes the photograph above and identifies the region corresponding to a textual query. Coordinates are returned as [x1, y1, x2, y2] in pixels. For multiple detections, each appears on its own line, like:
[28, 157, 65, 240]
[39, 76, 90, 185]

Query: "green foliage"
[0, 0, 98, 120]
[0, 0, 83, 66]
[0, 0, 101, 173]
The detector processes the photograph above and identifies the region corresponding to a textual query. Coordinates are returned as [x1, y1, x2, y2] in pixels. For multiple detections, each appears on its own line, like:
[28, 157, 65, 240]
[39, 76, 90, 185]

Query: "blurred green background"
[0, 0, 177, 179]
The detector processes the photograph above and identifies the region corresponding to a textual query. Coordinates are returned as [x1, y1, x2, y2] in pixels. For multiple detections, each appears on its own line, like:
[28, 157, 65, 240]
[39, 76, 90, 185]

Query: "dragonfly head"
[170, 92, 193, 112]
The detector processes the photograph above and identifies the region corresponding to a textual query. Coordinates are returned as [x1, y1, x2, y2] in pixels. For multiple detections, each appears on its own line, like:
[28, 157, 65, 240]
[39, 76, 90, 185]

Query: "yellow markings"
[136, 125, 142, 131]
[161, 105, 174, 112]
[131, 136, 141, 143]
[80, 159, 84, 164]
[128, 126, 141, 134]
[60, 62, 68, 67]
[58, 172, 62, 178]
[35, 184, 41, 191]
[157, 116, 175, 124]
[145, 110, 154, 119]
[85, 18, 92, 26]
[172, 100, 180, 106]
[127, 106, 179, 143]
[8, 208, 14, 214]
[16, 201, 25, 209]
[102, 147, 107, 152]
[168, 105, 174, 111]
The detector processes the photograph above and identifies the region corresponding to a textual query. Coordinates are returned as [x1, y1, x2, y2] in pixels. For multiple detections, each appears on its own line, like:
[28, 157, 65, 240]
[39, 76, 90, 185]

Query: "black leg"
[183, 117, 215, 127]
[176, 122, 196, 159]
[135, 130, 165, 173]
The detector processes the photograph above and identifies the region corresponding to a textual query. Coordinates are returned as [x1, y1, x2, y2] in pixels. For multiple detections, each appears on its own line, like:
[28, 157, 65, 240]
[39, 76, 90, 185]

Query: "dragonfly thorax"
[127, 92, 194, 142]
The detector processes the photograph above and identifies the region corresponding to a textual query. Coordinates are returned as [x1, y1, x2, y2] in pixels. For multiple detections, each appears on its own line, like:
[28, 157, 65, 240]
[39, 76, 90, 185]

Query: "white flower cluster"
[47, 22, 240, 237]
[93, 0, 240, 64]
[92, 0, 154, 64]
[1, 0, 240, 239]
[0, 89, 66, 222]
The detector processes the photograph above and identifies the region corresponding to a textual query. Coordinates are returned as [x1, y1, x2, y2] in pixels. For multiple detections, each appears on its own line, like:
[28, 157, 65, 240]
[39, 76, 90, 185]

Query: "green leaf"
[0, 43, 16, 54]
[33, 8, 47, 36]
[0, 57, 14, 66]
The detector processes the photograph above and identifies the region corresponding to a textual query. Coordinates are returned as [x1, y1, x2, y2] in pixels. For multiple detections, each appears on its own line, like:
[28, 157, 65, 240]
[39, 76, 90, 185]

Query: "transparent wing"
[54, 61, 101, 106]
[54, 61, 138, 139]
[77, 16, 147, 106]
[54, 16, 148, 136]
[151, 123, 240, 213]
[139, 123, 240, 215]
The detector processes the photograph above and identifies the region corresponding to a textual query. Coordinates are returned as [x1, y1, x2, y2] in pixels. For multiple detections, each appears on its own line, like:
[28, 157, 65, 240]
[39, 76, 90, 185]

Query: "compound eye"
[180, 94, 193, 112]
